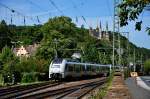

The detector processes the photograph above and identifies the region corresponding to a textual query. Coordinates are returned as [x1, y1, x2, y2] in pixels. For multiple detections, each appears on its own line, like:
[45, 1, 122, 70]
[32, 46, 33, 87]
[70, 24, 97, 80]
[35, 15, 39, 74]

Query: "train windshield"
[52, 65, 60, 68]
[53, 58, 63, 64]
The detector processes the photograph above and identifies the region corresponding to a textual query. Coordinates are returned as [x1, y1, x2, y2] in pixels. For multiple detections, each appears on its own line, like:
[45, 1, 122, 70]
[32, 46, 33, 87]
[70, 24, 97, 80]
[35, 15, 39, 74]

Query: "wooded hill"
[0, 16, 150, 83]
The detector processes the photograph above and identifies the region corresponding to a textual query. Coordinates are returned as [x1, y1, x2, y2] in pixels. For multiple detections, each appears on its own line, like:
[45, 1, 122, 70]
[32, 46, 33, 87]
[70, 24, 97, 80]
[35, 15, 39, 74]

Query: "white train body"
[49, 59, 111, 79]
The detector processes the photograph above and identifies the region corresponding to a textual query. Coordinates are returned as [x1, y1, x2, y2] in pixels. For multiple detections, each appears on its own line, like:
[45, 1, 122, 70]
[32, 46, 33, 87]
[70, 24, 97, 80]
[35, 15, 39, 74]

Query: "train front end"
[49, 59, 65, 80]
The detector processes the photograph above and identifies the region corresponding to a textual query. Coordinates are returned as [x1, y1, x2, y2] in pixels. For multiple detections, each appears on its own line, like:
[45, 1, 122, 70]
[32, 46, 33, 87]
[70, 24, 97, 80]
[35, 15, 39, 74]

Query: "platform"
[104, 74, 131, 99]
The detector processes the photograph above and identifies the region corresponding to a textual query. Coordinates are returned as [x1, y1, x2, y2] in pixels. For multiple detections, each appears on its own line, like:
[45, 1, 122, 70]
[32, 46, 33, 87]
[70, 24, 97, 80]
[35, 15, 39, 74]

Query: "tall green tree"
[144, 59, 150, 75]
[37, 16, 82, 60]
[0, 20, 11, 51]
[0, 46, 18, 83]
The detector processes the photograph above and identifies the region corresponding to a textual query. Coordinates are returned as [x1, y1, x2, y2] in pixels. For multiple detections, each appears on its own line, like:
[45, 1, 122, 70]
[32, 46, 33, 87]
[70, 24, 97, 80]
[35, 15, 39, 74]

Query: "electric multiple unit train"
[49, 58, 111, 80]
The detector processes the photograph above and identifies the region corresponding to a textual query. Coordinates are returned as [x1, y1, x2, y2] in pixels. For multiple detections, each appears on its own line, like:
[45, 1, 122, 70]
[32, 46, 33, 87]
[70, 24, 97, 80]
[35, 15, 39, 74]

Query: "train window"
[53, 58, 63, 64]
[66, 64, 74, 71]
[86, 65, 91, 71]
[52, 65, 60, 68]
[92, 66, 94, 71]
[75, 64, 80, 72]
[65, 64, 68, 71]
[96, 67, 99, 72]
[81, 65, 85, 71]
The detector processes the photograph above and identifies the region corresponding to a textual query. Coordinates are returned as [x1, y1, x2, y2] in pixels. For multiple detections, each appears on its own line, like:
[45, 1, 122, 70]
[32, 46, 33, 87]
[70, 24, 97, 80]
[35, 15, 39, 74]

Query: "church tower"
[105, 21, 109, 40]
[89, 21, 93, 36]
[98, 20, 102, 39]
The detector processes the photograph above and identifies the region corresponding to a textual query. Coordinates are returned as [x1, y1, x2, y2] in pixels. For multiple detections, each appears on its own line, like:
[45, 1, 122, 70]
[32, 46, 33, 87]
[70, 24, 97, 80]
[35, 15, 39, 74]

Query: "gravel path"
[104, 75, 131, 99]
[125, 77, 150, 99]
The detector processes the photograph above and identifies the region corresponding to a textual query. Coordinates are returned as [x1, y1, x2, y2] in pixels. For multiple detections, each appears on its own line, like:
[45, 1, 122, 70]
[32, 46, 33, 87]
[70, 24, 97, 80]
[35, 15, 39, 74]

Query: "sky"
[0, 0, 150, 49]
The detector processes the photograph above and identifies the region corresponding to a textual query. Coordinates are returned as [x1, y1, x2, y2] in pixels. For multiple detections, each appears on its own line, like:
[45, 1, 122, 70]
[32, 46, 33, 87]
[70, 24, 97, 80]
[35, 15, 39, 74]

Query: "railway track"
[54, 80, 105, 99]
[15, 77, 107, 99]
[0, 81, 62, 99]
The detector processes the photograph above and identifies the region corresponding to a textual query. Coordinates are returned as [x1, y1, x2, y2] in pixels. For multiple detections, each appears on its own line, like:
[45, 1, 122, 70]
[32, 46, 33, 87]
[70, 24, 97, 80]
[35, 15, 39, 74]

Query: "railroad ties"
[0, 81, 61, 99]
[0, 78, 107, 99]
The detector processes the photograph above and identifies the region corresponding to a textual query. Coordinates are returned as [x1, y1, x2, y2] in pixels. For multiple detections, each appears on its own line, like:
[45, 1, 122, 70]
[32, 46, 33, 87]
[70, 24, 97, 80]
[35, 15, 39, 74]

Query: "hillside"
[0, 16, 150, 83]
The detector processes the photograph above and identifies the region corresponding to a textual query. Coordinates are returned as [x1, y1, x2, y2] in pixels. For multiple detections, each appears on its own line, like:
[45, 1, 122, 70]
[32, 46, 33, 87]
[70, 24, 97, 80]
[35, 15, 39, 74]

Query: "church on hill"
[89, 21, 110, 41]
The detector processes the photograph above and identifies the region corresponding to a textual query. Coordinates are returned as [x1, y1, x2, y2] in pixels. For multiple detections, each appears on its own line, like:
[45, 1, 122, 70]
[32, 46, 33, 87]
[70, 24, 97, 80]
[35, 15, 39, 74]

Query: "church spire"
[105, 21, 109, 40]
[96, 18, 99, 28]
[96, 18, 99, 32]
[106, 21, 108, 31]
[89, 20, 93, 36]
[98, 19, 102, 39]
[99, 20, 102, 31]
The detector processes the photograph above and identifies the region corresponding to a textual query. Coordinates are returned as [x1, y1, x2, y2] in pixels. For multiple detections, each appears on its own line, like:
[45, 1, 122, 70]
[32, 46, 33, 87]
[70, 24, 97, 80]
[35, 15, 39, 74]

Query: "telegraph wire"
[48, 0, 64, 15]
[11, 14, 13, 24]
[70, 0, 89, 27]
[26, 0, 46, 12]
[0, 0, 87, 25]
[0, 2, 38, 24]
[0, 3, 15, 13]
[26, 0, 48, 24]
[37, 16, 40, 23]
[0, 3, 24, 17]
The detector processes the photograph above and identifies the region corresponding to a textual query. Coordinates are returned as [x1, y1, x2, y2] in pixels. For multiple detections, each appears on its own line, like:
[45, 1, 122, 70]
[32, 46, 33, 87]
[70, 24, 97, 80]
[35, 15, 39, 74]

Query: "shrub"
[0, 74, 4, 85]
[144, 59, 150, 75]
[21, 72, 38, 83]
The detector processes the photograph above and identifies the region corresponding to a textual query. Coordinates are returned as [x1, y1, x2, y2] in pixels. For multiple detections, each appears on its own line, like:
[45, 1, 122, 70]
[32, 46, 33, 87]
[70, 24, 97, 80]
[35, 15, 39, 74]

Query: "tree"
[0, 46, 18, 83]
[37, 16, 82, 60]
[144, 59, 150, 75]
[0, 46, 15, 63]
[119, 0, 150, 34]
[0, 20, 11, 51]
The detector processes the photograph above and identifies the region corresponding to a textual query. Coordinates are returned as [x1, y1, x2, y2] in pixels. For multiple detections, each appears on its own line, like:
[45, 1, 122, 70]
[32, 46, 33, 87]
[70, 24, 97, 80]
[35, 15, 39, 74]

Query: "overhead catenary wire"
[26, 0, 50, 24]
[27, 1, 85, 17]
[0, 2, 37, 25]
[70, 0, 89, 27]
[26, 0, 46, 12]
[48, 0, 64, 15]
[0, 0, 87, 25]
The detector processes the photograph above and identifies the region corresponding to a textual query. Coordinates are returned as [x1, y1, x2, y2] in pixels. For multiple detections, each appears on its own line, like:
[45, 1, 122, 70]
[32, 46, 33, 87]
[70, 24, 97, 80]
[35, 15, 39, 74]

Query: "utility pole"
[54, 38, 58, 59]
[122, 32, 129, 65]
[133, 48, 136, 72]
[113, 0, 121, 69]
[118, 32, 121, 66]
[140, 53, 143, 72]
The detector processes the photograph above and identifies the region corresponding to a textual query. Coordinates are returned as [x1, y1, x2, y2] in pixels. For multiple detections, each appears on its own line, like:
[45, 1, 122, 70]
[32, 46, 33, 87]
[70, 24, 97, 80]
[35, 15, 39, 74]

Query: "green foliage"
[124, 67, 130, 79]
[0, 46, 15, 63]
[119, 0, 150, 33]
[35, 59, 48, 73]
[0, 74, 4, 85]
[144, 59, 150, 75]
[0, 16, 150, 84]
[21, 72, 38, 83]
[0, 20, 11, 50]
[146, 27, 150, 35]
[9, 25, 42, 46]
[37, 16, 88, 60]
[0, 46, 18, 74]
[0, 46, 20, 84]
[15, 58, 36, 72]
[92, 73, 113, 99]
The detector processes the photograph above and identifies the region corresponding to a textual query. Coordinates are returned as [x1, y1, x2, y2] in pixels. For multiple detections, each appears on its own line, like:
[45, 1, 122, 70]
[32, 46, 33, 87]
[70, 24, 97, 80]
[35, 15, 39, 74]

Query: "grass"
[0, 80, 51, 88]
[91, 73, 114, 99]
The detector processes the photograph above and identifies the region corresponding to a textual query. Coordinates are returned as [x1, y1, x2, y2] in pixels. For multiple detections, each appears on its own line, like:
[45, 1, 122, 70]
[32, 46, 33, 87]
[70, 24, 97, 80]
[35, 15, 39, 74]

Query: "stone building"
[89, 21, 110, 40]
